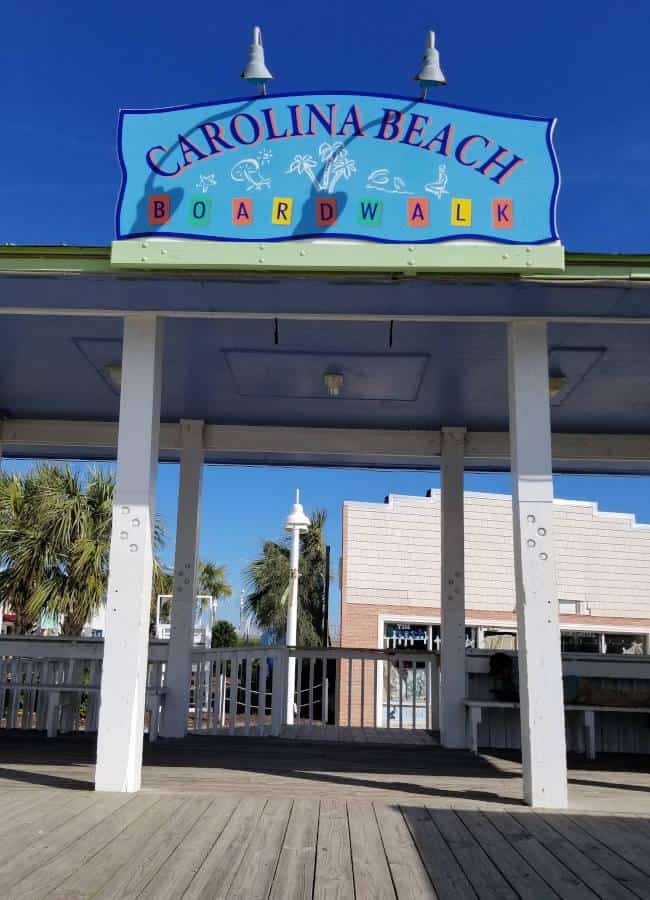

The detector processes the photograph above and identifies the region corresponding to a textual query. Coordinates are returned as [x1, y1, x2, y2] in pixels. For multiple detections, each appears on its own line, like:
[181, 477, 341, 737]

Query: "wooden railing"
[2, 638, 647, 753]
[188, 646, 440, 736]
[0, 637, 167, 736]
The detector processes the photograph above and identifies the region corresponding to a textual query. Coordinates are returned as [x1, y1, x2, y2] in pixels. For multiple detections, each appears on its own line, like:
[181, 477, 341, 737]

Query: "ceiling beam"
[2, 419, 650, 472]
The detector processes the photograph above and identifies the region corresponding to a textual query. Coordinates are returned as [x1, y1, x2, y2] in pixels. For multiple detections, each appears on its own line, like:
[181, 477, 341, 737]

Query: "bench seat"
[464, 699, 649, 759]
[1, 681, 166, 741]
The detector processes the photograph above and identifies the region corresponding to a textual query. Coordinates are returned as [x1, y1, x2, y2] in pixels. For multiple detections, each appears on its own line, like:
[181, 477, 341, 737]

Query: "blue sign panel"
[116, 92, 559, 245]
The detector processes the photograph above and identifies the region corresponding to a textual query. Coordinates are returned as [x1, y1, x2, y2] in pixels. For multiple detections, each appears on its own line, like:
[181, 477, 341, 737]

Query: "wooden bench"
[464, 699, 649, 759]
[1, 681, 166, 742]
[44, 685, 167, 741]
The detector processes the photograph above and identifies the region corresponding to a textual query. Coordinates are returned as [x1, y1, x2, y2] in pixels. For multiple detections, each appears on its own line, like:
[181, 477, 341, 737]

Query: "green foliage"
[153, 561, 233, 630]
[0, 463, 167, 636]
[211, 619, 239, 648]
[245, 509, 329, 647]
[0, 469, 49, 634]
[198, 562, 233, 603]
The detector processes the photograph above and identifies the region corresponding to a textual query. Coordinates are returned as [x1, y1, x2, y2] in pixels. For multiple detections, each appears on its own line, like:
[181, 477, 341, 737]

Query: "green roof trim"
[0, 244, 649, 281]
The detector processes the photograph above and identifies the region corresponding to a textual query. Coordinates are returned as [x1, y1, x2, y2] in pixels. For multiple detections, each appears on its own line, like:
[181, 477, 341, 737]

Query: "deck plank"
[512, 813, 640, 900]
[49, 796, 185, 899]
[569, 814, 650, 879]
[401, 805, 476, 900]
[0, 792, 129, 893]
[348, 800, 396, 900]
[484, 812, 598, 900]
[137, 795, 239, 900]
[539, 814, 650, 899]
[228, 798, 293, 900]
[313, 799, 355, 900]
[374, 803, 436, 900]
[0, 790, 51, 819]
[183, 796, 266, 900]
[427, 809, 518, 900]
[0, 790, 94, 865]
[0, 790, 58, 840]
[269, 798, 319, 900]
[10, 794, 159, 900]
[93, 796, 213, 899]
[457, 811, 558, 900]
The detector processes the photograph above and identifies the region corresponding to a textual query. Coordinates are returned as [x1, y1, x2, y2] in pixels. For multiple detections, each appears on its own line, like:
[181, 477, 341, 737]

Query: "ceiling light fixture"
[549, 373, 567, 397]
[105, 364, 122, 389]
[324, 372, 344, 397]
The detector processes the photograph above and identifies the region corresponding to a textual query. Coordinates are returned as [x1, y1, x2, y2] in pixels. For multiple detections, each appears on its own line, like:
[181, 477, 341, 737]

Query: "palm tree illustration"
[286, 154, 321, 190]
[287, 143, 356, 193]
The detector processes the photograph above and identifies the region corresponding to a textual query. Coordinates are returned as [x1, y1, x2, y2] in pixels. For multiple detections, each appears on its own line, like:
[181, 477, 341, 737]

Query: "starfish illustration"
[196, 173, 217, 194]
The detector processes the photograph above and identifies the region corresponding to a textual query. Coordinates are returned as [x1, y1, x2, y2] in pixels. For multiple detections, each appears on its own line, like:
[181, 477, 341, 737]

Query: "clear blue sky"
[3, 460, 650, 628]
[2, 2, 650, 625]
[2, 0, 650, 250]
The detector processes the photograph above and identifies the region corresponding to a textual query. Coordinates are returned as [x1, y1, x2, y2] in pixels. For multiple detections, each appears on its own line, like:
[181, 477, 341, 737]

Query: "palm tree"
[245, 509, 329, 646]
[154, 560, 233, 637]
[197, 562, 232, 604]
[0, 463, 169, 636]
[154, 561, 232, 621]
[26, 466, 115, 635]
[0, 469, 51, 633]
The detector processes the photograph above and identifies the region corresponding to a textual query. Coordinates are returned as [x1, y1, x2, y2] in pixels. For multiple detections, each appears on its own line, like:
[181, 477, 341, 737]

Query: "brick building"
[340, 490, 650, 726]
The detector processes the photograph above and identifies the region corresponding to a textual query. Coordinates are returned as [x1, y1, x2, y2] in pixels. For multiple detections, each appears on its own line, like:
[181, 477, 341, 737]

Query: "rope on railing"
[193, 681, 325, 698]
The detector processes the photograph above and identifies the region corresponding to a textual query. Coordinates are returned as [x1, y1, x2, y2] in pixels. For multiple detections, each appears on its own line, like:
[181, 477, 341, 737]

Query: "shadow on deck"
[0, 731, 647, 814]
[0, 734, 649, 897]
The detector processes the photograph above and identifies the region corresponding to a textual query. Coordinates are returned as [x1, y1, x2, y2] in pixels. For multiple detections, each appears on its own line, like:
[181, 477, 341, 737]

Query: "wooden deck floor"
[0, 733, 648, 898]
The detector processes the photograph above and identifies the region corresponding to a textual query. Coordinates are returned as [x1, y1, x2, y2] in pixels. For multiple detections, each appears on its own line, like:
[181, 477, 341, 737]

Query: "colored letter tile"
[189, 196, 211, 227]
[232, 198, 253, 225]
[272, 197, 293, 225]
[358, 198, 382, 226]
[451, 198, 472, 227]
[492, 198, 513, 229]
[407, 197, 429, 227]
[148, 194, 170, 225]
[317, 197, 337, 227]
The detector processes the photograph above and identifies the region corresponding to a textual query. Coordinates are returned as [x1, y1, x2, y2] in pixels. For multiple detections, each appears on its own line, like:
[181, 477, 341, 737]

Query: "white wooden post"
[160, 419, 204, 738]
[508, 320, 568, 809]
[95, 315, 163, 792]
[285, 526, 301, 726]
[284, 491, 310, 726]
[439, 427, 467, 748]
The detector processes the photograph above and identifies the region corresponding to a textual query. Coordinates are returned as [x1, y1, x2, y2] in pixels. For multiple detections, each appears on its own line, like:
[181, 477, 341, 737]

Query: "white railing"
[188, 646, 440, 736]
[0, 637, 167, 736]
[2, 638, 648, 752]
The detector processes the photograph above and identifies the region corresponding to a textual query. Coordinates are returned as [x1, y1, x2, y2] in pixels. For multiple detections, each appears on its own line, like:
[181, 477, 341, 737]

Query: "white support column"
[439, 426, 467, 748]
[160, 419, 204, 738]
[508, 320, 568, 809]
[285, 527, 300, 726]
[283, 491, 310, 727]
[95, 315, 163, 792]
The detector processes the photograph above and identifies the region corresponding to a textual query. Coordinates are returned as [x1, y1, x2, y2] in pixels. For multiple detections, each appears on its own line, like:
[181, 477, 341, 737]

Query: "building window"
[559, 598, 578, 615]
[560, 630, 599, 653]
[382, 622, 432, 728]
[384, 623, 430, 649]
[482, 629, 517, 651]
[603, 633, 646, 655]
